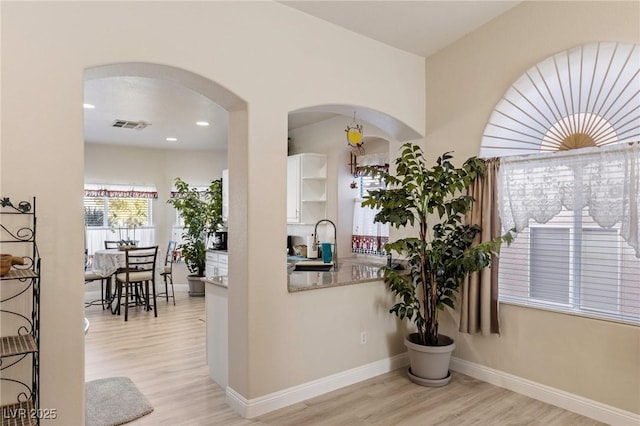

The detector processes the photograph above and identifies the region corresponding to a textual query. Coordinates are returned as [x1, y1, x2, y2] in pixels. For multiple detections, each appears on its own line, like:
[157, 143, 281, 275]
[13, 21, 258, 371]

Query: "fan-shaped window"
[480, 42, 638, 157]
[482, 42, 640, 325]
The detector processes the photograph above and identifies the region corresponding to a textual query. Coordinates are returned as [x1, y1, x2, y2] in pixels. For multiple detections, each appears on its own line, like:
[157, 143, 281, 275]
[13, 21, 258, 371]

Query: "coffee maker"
[212, 231, 228, 250]
[287, 235, 293, 255]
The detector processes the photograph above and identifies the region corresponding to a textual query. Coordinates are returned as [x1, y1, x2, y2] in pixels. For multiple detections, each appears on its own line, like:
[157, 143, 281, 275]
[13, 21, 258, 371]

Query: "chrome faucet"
[314, 219, 337, 268]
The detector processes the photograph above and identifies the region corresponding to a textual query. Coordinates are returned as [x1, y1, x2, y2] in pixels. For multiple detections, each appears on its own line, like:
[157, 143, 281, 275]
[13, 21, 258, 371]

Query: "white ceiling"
[84, 76, 229, 151]
[281, 1, 520, 58]
[84, 1, 521, 151]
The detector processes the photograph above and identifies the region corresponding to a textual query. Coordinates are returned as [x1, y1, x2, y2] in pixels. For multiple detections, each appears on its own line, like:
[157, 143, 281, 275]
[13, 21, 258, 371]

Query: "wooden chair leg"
[144, 281, 150, 311]
[170, 273, 175, 306]
[164, 275, 169, 302]
[100, 278, 107, 310]
[152, 279, 158, 317]
[113, 281, 122, 315]
[124, 281, 129, 321]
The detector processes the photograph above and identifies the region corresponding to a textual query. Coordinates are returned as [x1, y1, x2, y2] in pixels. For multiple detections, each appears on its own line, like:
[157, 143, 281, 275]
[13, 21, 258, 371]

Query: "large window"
[84, 184, 157, 254]
[84, 197, 152, 229]
[352, 153, 389, 256]
[497, 144, 640, 324]
[478, 42, 640, 325]
[499, 210, 639, 323]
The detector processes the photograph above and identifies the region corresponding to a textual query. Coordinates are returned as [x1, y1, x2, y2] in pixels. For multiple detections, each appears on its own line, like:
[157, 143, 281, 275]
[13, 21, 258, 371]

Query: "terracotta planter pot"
[405, 333, 455, 387]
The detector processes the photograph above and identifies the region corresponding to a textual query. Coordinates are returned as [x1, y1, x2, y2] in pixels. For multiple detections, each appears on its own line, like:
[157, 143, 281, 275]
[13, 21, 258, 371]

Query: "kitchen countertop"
[202, 257, 398, 291]
[203, 275, 228, 288]
[288, 257, 388, 292]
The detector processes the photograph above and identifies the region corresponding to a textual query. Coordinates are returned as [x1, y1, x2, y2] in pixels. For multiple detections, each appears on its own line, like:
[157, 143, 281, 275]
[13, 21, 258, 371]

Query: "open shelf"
[0, 400, 37, 426]
[1, 196, 39, 424]
[1, 269, 37, 281]
[0, 335, 38, 358]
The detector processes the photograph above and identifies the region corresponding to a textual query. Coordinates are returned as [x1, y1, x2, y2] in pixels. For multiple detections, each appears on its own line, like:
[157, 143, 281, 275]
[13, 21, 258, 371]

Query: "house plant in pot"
[167, 177, 223, 296]
[362, 143, 511, 386]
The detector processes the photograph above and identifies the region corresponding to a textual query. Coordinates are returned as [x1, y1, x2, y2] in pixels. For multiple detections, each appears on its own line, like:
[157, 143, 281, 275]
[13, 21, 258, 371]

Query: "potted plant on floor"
[362, 143, 512, 386]
[168, 177, 223, 296]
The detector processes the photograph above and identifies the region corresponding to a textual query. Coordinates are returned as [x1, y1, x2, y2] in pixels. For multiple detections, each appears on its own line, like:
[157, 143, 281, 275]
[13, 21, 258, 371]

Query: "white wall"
[84, 144, 226, 251]
[1, 2, 424, 423]
[424, 1, 640, 415]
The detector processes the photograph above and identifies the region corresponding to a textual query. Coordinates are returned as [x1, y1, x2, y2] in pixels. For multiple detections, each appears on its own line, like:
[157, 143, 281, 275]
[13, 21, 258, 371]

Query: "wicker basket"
[0, 254, 25, 276]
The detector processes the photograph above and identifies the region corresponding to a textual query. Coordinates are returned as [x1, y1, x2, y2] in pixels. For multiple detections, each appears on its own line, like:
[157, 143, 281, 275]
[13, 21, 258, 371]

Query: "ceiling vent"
[112, 119, 151, 130]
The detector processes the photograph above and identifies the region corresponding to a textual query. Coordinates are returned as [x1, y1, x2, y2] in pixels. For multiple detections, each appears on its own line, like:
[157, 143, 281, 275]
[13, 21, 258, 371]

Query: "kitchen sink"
[293, 261, 334, 271]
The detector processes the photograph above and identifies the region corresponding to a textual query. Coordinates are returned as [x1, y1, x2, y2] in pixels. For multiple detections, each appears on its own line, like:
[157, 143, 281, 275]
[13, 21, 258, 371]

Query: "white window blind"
[498, 143, 640, 324]
[83, 184, 155, 229]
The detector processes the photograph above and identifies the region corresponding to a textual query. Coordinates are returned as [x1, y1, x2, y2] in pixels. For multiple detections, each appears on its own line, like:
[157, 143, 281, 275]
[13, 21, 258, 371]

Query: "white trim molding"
[450, 357, 640, 426]
[226, 353, 409, 418]
[225, 353, 638, 424]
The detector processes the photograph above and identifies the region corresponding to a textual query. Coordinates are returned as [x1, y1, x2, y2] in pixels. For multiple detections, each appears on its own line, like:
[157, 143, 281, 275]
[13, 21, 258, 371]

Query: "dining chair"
[158, 240, 177, 305]
[84, 249, 111, 309]
[104, 240, 121, 249]
[113, 246, 159, 321]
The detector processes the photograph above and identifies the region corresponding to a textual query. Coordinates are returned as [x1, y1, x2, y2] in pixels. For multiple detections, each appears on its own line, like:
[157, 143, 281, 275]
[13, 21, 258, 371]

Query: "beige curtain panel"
[460, 158, 501, 335]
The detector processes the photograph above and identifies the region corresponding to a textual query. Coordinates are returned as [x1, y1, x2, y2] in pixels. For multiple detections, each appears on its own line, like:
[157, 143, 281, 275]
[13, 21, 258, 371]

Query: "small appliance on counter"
[211, 231, 228, 250]
[287, 235, 294, 255]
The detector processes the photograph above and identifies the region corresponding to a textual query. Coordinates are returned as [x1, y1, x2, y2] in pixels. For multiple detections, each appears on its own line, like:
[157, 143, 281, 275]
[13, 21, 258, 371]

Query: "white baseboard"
[225, 352, 638, 424]
[226, 352, 409, 418]
[450, 357, 640, 426]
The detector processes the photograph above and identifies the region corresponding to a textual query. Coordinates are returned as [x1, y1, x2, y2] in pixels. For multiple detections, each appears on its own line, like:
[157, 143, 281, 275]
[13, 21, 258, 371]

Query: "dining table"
[91, 249, 127, 314]
[92, 249, 126, 277]
[91, 248, 153, 316]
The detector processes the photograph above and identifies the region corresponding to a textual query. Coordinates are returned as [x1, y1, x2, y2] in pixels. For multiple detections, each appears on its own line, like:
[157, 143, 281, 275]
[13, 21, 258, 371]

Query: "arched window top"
[480, 42, 639, 158]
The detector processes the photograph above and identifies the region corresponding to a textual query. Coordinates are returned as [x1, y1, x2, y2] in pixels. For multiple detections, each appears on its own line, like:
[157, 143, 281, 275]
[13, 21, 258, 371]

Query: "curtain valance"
[498, 142, 640, 257]
[355, 153, 389, 176]
[84, 184, 158, 199]
[169, 186, 210, 199]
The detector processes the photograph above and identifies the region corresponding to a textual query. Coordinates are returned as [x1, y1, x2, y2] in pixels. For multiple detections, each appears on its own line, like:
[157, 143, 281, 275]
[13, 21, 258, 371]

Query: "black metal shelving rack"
[0, 197, 40, 426]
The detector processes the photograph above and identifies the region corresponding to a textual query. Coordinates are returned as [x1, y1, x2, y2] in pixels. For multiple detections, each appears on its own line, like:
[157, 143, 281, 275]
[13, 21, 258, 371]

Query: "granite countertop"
[202, 256, 400, 292]
[203, 275, 228, 288]
[287, 257, 389, 292]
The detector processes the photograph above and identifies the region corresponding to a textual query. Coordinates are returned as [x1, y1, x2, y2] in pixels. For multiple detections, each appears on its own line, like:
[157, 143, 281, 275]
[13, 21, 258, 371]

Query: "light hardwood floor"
[84, 285, 604, 426]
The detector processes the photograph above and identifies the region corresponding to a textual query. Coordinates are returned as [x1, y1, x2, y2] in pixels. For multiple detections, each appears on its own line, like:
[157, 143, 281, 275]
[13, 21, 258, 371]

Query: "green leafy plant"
[362, 143, 512, 346]
[84, 207, 104, 227]
[167, 178, 223, 277]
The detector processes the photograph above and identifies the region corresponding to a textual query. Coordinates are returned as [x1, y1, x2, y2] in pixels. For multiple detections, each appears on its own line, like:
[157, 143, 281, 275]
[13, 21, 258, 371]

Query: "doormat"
[85, 376, 153, 426]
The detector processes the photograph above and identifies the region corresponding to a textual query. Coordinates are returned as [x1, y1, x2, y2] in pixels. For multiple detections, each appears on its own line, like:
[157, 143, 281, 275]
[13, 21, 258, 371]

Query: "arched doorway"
[82, 63, 247, 418]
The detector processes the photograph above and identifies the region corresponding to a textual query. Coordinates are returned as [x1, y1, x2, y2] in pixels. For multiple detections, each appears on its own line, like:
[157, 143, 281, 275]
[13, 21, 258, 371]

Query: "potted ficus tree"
[362, 142, 512, 386]
[168, 177, 223, 296]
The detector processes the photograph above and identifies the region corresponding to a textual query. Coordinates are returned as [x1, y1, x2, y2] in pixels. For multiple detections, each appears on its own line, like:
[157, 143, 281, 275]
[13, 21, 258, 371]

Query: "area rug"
[85, 376, 154, 426]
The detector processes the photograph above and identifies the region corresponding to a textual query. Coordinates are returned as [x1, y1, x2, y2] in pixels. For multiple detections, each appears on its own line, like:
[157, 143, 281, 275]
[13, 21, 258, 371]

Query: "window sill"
[499, 299, 639, 327]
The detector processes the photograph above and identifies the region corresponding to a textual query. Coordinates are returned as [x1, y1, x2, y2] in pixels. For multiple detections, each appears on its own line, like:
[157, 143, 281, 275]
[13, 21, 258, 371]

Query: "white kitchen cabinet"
[206, 250, 228, 278]
[287, 153, 327, 224]
[286, 156, 301, 222]
[205, 280, 228, 388]
[222, 168, 229, 222]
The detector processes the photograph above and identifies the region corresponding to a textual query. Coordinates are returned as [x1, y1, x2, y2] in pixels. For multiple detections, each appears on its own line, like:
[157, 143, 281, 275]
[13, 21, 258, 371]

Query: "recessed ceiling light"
[196, 121, 210, 126]
[166, 137, 178, 142]
[83, 103, 95, 109]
